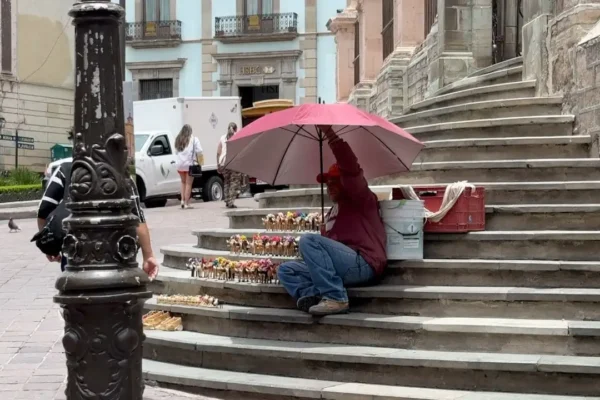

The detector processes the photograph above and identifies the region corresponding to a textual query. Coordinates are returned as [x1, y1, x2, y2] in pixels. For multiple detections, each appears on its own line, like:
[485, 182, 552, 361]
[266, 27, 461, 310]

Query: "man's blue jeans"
[277, 235, 374, 303]
[60, 255, 67, 272]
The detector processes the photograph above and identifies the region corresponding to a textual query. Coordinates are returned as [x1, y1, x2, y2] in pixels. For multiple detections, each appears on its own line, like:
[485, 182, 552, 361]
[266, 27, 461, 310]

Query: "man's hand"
[317, 125, 337, 142]
[46, 254, 61, 263]
[143, 256, 159, 281]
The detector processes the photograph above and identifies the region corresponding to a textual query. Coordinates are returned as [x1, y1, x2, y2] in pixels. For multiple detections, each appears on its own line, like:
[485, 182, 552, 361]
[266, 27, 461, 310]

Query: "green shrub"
[0, 168, 41, 186]
[0, 183, 42, 193]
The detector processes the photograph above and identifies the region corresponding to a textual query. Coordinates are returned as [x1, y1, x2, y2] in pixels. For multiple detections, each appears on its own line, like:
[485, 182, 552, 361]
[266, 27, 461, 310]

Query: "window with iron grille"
[382, 0, 394, 60]
[353, 21, 360, 86]
[139, 79, 173, 101]
[1, 0, 11, 73]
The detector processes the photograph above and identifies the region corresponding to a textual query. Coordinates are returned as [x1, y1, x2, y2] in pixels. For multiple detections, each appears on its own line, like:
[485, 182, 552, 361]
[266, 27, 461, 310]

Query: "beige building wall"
[0, 0, 75, 172]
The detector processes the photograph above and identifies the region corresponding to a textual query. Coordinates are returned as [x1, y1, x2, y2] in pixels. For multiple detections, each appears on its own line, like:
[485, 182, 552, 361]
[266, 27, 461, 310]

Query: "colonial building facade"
[329, 0, 600, 137]
[0, 0, 75, 172]
[124, 0, 345, 108]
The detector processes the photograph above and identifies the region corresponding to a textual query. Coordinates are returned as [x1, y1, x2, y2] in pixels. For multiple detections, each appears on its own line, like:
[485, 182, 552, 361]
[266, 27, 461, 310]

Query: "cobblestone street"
[0, 198, 255, 399]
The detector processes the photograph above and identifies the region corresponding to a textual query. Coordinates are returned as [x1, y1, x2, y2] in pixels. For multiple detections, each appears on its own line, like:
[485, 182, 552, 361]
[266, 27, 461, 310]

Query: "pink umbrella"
[224, 103, 424, 212]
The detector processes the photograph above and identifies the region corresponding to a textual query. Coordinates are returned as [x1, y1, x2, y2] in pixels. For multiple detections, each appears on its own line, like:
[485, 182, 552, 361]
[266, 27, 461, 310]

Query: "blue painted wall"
[126, 0, 345, 103]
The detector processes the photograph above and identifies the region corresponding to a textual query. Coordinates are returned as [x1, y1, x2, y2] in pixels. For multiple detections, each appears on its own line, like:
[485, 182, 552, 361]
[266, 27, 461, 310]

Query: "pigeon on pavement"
[8, 218, 20, 233]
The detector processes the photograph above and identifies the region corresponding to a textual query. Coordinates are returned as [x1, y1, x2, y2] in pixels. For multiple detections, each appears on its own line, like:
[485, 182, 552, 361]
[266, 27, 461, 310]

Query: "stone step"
[409, 81, 536, 112]
[143, 359, 592, 400]
[394, 97, 564, 128]
[160, 246, 600, 288]
[150, 266, 600, 319]
[189, 229, 600, 262]
[370, 159, 600, 185]
[405, 116, 574, 141]
[255, 182, 600, 208]
[142, 330, 599, 396]
[144, 290, 600, 355]
[417, 136, 593, 163]
[435, 66, 524, 97]
[467, 56, 524, 78]
[0, 206, 37, 221]
[225, 203, 600, 231]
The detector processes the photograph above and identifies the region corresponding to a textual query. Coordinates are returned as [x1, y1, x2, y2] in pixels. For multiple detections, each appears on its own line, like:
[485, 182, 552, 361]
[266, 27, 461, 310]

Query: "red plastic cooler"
[392, 186, 485, 233]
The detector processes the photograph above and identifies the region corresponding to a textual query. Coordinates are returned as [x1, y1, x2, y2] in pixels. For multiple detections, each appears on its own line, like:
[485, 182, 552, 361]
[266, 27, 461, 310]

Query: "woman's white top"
[175, 137, 203, 171]
[218, 134, 228, 167]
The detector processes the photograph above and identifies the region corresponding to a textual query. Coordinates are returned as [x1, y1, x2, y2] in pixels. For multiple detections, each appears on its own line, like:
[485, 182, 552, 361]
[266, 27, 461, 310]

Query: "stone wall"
[573, 22, 600, 138]
[405, 20, 439, 109]
[0, 80, 73, 172]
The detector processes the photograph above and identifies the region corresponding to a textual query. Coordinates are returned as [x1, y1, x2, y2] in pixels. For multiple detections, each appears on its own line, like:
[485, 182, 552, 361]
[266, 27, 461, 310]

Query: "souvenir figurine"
[240, 235, 250, 254]
[257, 259, 271, 284]
[247, 260, 259, 283]
[235, 261, 247, 282]
[252, 234, 264, 255]
[285, 212, 296, 231]
[276, 212, 286, 230]
[269, 236, 281, 256]
[203, 259, 215, 279]
[282, 236, 293, 257]
[227, 235, 241, 254]
[263, 214, 276, 231]
[293, 237, 300, 257]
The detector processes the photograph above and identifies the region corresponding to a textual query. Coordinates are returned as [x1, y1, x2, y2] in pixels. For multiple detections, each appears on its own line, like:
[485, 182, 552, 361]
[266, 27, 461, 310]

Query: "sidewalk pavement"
[0, 198, 255, 399]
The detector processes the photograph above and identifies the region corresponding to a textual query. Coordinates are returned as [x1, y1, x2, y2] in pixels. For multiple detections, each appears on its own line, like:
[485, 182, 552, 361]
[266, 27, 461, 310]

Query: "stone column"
[394, 0, 425, 52]
[358, 0, 383, 81]
[521, 0, 555, 93]
[428, 0, 493, 93]
[327, 7, 358, 102]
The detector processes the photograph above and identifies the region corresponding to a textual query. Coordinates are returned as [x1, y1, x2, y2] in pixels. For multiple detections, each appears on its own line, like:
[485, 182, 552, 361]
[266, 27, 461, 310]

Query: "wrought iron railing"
[125, 20, 182, 41]
[424, 0, 437, 37]
[214, 13, 298, 38]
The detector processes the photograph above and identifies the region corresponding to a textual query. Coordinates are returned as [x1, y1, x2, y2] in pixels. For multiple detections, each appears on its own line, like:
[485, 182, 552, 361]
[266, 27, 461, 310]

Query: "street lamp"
[54, 1, 151, 399]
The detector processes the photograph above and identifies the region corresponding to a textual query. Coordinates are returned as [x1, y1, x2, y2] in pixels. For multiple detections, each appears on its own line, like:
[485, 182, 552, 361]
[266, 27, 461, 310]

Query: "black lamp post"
[54, 1, 151, 399]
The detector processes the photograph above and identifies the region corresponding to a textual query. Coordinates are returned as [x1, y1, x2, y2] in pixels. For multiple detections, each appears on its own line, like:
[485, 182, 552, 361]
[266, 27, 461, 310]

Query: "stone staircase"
[144, 58, 600, 399]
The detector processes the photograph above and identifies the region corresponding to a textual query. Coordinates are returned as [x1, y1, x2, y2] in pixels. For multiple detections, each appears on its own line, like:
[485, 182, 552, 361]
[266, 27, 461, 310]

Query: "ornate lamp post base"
[54, 2, 152, 399]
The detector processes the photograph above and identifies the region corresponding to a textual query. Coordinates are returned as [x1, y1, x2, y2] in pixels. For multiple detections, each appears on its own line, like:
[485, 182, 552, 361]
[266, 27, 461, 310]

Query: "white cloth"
[392, 181, 475, 223]
[325, 204, 338, 232]
[218, 134, 228, 167]
[175, 137, 203, 171]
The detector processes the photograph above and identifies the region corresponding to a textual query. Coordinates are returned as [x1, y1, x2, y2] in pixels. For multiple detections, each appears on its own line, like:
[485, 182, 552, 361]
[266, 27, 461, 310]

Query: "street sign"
[17, 143, 34, 150]
[0, 133, 34, 143]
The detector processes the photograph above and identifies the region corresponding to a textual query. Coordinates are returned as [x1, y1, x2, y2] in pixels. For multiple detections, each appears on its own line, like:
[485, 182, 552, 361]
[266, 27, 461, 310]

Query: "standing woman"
[217, 122, 243, 209]
[175, 124, 203, 209]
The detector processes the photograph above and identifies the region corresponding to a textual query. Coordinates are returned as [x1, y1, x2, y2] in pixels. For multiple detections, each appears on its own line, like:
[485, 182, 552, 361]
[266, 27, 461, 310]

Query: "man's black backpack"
[31, 162, 72, 257]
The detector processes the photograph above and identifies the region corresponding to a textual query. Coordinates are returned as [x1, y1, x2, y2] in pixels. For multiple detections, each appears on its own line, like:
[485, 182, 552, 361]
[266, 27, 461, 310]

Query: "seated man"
[277, 125, 387, 316]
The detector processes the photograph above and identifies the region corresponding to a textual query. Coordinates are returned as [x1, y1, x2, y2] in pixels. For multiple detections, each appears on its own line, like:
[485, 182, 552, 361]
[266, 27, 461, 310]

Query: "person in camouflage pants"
[223, 169, 243, 208]
[218, 122, 246, 209]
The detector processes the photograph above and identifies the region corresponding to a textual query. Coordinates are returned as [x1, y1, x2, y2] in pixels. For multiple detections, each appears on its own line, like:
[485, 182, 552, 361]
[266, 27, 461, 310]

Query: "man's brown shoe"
[308, 299, 349, 316]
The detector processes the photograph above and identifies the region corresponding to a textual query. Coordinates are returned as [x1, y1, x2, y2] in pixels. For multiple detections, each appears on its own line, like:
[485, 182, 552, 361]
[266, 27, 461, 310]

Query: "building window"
[144, 0, 170, 21]
[424, 0, 437, 37]
[382, 0, 394, 60]
[245, 0, 273, 15]
[353, 21, 360, 86]
[1, 0, 12, 73]
[139, 79, 173, 100]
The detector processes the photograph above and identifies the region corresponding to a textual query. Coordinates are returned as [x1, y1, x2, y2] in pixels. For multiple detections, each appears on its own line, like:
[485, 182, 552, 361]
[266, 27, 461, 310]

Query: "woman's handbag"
[188, 137, 203, 177]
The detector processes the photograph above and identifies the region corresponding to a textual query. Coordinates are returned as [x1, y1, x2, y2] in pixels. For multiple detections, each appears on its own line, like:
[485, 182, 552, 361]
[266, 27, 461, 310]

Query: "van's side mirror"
[149, 145, 164, 156]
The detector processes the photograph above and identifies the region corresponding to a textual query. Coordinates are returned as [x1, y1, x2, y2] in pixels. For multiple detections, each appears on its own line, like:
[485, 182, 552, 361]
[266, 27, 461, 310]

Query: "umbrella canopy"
[224, 103, 424, 185]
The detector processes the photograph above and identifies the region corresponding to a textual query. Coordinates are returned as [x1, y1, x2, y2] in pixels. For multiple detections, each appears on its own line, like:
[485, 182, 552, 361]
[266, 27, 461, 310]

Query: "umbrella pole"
[319, 133, 325, 218]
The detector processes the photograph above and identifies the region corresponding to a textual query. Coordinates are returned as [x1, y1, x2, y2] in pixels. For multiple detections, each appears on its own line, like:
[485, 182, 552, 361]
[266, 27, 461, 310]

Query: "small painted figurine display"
[225, 234, 302, 257]
[262, 211, 323, 232]
[187, 257, 280, 284]
[157, 294, 220, 308]
[143, 311, 183, 331]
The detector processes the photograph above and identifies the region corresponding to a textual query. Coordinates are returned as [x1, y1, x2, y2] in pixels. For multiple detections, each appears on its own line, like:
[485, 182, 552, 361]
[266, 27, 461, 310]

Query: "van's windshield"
[134, 134, 149, 152]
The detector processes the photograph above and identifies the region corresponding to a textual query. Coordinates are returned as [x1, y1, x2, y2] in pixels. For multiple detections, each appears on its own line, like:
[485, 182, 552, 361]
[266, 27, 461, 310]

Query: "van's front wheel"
[202, 176, 224, 202]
